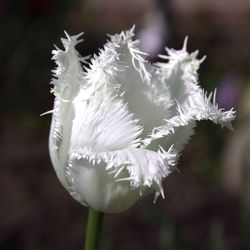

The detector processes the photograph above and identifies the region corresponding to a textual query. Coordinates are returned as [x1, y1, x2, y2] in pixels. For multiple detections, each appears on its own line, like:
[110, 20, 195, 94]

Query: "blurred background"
[1, 0, 250, 249]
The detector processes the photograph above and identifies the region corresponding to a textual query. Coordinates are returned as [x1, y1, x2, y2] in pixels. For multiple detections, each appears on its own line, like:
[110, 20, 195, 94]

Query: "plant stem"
[84, 208, 104, 250]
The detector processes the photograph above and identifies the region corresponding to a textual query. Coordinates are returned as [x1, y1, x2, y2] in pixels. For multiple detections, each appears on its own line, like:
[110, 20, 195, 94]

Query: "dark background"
[1, 0, 250, 249]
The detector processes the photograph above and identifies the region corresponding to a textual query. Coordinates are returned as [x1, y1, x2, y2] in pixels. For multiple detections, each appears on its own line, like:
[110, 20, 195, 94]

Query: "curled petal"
[144, 90, 236, 151]
[143, 39, 236, 151]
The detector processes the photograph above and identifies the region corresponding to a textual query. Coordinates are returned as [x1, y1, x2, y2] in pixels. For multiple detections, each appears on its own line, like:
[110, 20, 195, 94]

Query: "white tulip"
[48, 27, 235, 213]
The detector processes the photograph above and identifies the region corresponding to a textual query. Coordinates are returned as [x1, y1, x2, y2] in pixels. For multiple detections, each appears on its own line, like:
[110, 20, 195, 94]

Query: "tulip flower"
[49, 27, 235, 212]
[47, 27, 235, 249]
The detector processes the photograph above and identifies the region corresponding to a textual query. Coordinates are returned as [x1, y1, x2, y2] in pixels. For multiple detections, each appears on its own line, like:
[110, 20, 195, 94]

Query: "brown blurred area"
[1, 0, 250, 249]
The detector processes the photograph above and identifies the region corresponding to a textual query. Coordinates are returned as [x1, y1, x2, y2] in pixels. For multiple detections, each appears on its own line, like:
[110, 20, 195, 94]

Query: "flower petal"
[66, 146, 176, 213]
[51, 32, 85, 98]
[155, 37, 203, 110]
[70, 87, 143, 153]
[142, 39, 236, 150]
[86, 27, 173, 139]
[49, 32, 86, 189]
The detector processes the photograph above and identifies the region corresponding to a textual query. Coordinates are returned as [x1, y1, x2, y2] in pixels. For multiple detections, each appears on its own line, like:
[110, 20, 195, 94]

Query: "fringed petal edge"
[67, 146, 176, 202]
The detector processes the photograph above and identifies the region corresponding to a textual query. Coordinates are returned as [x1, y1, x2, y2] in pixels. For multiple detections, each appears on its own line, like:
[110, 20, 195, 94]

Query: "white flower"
[48, 27, 235, 213]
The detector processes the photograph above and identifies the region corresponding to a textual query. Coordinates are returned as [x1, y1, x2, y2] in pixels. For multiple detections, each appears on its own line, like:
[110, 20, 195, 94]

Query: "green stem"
[84, 208, 104, 250]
